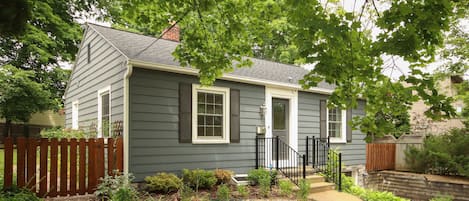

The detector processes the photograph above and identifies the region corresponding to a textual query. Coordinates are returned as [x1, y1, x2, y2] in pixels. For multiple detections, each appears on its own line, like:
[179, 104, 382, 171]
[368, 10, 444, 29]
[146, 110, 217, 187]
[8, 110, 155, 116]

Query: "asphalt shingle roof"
[89, 24, 334, 90]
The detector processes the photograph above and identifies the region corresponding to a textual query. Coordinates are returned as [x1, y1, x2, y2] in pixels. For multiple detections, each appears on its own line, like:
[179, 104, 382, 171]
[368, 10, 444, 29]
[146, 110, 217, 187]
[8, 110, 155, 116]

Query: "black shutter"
[230, 89, 240, 143]
[319, 100, 327, 141]
[179, 83, 192, 143]
[346, 109, 352, 142]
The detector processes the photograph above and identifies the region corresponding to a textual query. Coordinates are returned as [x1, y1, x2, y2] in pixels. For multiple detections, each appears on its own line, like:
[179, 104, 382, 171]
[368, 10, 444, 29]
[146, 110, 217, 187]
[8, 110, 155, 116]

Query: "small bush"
[145, 172, 182, 193]
[0, 188, 41, 201]
[179, 185, 194, 201]
[216, 184, 231, 201]
[430, 194, 453, 201]
[95, 173, 138, 201]
[405, 128, 469, 177]
[343, 175, 409, 201]
[278, 180, 293, 197]
[40, 127, 90, 139]
[258, 174, 271, 198]
[297, 179, 310, 201]
[214, 169, 233, 184]
[182, 169, 217, 190]
[247, 169, 270, 185]
[236, 185, 249, 198]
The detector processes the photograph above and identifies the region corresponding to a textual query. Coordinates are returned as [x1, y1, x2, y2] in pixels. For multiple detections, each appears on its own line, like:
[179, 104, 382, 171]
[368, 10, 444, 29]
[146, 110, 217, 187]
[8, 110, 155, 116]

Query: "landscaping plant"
[40, 127, 89, 139]
[145, 172, 182, 193]
[182, 169, 217, 190]
[405, 128, 469, 177]
[297, 179, 310, 201]
[214, 169, 233, 184]
[216, 184, 231, 201]
[95, 173, 138, 201]
[247, 168, 275, 185]
[0, 187, 41, 201]
[236, 185, 249, 198]
[258, 174, 271, 198]
[278, 180, 293, 197]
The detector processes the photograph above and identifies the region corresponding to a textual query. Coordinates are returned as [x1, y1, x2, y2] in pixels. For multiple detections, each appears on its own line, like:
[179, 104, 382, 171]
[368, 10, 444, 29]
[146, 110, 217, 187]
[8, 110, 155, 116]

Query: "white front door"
[265, 87, 298, 168]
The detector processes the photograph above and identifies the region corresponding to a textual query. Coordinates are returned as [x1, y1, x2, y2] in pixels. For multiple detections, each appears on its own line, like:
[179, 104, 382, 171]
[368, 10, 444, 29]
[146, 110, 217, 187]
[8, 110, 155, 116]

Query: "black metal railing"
[255, 136, 306, 185]
[306, 136, 342, 191]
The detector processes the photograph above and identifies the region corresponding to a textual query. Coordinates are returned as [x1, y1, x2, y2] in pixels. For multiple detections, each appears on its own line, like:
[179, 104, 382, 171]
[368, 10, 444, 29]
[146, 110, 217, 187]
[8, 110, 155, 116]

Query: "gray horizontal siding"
[129, 68, 264, 180]
[64, 27, 127, 130]
[297, 92, 366, 166]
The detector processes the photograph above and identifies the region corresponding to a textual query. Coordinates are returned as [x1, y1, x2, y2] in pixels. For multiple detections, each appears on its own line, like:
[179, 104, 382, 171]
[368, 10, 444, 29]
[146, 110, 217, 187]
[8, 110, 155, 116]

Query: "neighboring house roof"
[89, 24, 335, 90]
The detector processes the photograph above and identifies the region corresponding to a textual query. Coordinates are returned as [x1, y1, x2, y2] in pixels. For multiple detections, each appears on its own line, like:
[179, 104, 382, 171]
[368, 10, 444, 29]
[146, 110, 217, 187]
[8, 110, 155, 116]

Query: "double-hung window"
[98, 87, 111, 138]
[192, 84, 230, 144]
[327, 107, 347, 143]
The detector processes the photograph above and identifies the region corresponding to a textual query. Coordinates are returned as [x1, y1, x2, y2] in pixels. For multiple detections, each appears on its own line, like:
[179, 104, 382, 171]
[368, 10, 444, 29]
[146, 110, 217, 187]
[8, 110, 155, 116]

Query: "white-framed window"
[72, 100, 79, 129]
[327, 107, 347, 143]
[98, 86, 111, 138]
[192, 84, 230, 144]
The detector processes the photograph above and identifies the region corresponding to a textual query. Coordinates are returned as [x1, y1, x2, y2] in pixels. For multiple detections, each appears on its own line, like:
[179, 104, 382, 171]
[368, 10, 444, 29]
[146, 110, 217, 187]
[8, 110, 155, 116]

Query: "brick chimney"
[161, 24, 180, 42]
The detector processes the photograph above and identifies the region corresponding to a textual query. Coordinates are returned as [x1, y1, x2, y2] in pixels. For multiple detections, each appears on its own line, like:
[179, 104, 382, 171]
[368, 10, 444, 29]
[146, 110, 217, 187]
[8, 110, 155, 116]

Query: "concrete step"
[310, 182, 336, 193]
[305, 175, 325, 183]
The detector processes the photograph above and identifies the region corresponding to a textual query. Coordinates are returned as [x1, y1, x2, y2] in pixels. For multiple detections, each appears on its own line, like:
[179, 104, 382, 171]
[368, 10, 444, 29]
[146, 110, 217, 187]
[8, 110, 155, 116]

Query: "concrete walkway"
[309, 190, 362, 201]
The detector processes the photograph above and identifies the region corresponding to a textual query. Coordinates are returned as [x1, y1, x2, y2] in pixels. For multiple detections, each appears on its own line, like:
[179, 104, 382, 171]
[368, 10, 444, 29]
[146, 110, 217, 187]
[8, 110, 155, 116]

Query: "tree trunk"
[23, 123, 30, 138]
[3, 119, 12, 138]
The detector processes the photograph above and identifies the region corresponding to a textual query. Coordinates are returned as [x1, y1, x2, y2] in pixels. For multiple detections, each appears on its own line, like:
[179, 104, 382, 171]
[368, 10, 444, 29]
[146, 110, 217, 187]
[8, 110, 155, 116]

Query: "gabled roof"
[88, 24, 335, 90]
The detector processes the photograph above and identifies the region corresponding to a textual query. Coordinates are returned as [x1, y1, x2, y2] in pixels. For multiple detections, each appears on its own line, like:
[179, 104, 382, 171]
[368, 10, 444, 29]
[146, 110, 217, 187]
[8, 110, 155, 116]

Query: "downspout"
[123, 61, 133, 175]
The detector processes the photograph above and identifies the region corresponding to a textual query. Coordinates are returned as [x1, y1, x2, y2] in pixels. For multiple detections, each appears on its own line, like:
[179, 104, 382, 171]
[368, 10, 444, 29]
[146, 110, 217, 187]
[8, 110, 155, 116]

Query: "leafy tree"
[0, 0, 31, 36]
[0, 0, 108, 108]
[0, 65, 53, 137]
[104, 0, 465, 140]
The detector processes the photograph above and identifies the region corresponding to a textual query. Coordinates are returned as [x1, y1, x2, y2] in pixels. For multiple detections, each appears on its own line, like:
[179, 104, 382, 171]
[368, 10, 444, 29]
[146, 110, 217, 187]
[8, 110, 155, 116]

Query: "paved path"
[309, 190, 362, 201]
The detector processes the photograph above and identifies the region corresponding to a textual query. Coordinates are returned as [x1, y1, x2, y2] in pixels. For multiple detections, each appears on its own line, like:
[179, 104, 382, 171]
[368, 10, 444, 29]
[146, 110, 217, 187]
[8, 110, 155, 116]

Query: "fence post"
[312, 136, 315, 168]
[255, 135, 259, 169]
[305, 136, 309, 164]
[338, 153, 342, 192]
[327, 136, 330, 148]
[302, 154, 306, 179]
[275, 136, 279, 170]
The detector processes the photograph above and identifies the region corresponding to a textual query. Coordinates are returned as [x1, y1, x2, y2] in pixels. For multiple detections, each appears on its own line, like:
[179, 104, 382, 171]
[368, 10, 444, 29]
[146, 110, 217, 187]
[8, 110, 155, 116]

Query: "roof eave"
[128, 59, 333, 95]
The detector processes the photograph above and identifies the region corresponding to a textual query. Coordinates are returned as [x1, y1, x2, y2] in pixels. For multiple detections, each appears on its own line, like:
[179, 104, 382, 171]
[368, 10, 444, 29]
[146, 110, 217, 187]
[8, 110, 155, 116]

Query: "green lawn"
[0, 149, 18, 177]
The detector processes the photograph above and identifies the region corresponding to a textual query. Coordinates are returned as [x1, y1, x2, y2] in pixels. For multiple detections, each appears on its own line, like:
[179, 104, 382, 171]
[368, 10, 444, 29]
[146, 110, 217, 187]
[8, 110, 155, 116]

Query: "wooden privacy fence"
[3, 137, 123, 197]
[366, 143, 396, 171]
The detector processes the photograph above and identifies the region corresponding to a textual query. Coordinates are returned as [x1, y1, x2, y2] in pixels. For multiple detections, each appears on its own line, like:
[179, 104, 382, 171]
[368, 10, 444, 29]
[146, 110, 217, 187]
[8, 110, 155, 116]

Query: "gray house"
[65, 23, 367, 181]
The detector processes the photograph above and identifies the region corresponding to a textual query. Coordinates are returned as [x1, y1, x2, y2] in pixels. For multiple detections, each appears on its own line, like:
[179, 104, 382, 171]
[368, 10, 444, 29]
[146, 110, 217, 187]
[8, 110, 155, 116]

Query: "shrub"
[145, 172, 182, 193]
[182, 169, 217, 190]
[95, 173, 139, 201]
[278, 180, 293, 197]
[405, 128, 469, 177]
[179, 185, 194, 201]
[216, 184, 231, 201]
[40, 127, 89, 139]
[0, 188, 41, 201]
[247, 169, 270, 185]
[297, 179, 310, 201]
[258, 174, 271, 198]
[342, 175, 409, 201]
[236, 185, 249, 198]
[214, 169, 233, 184]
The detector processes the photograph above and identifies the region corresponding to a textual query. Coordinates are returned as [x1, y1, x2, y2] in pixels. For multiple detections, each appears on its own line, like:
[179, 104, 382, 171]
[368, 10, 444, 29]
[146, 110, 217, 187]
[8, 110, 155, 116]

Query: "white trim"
[97, 86, 111, 138]
[326, 108, 347, 143]
[191, 84, 230, 144]
[128, 60, 334, 95]
[123, 63, 133, 175]
[72, 100, 79, 129]
[265, 87, 298, 167]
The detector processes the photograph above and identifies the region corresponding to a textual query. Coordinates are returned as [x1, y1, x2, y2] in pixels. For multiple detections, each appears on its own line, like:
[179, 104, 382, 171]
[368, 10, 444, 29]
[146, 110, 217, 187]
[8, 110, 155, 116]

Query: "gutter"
[123, 61, 133, 175]
[128, 59, 334, 95]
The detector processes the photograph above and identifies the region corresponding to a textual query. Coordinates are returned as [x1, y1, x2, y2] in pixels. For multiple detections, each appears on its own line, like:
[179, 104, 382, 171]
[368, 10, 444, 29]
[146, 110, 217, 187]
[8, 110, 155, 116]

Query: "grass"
[0, 149, 18, 177]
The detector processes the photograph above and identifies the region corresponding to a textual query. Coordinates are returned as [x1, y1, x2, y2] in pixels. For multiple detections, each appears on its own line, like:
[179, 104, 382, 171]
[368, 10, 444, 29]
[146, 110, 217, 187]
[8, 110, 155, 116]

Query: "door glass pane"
[273, 102, 286, 130]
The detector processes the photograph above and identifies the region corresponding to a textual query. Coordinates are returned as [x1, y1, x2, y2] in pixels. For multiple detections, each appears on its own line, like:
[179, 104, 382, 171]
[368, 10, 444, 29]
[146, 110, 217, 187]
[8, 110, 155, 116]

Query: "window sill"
[192, 139, 230, 144]
[329, 138, 347, 144]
